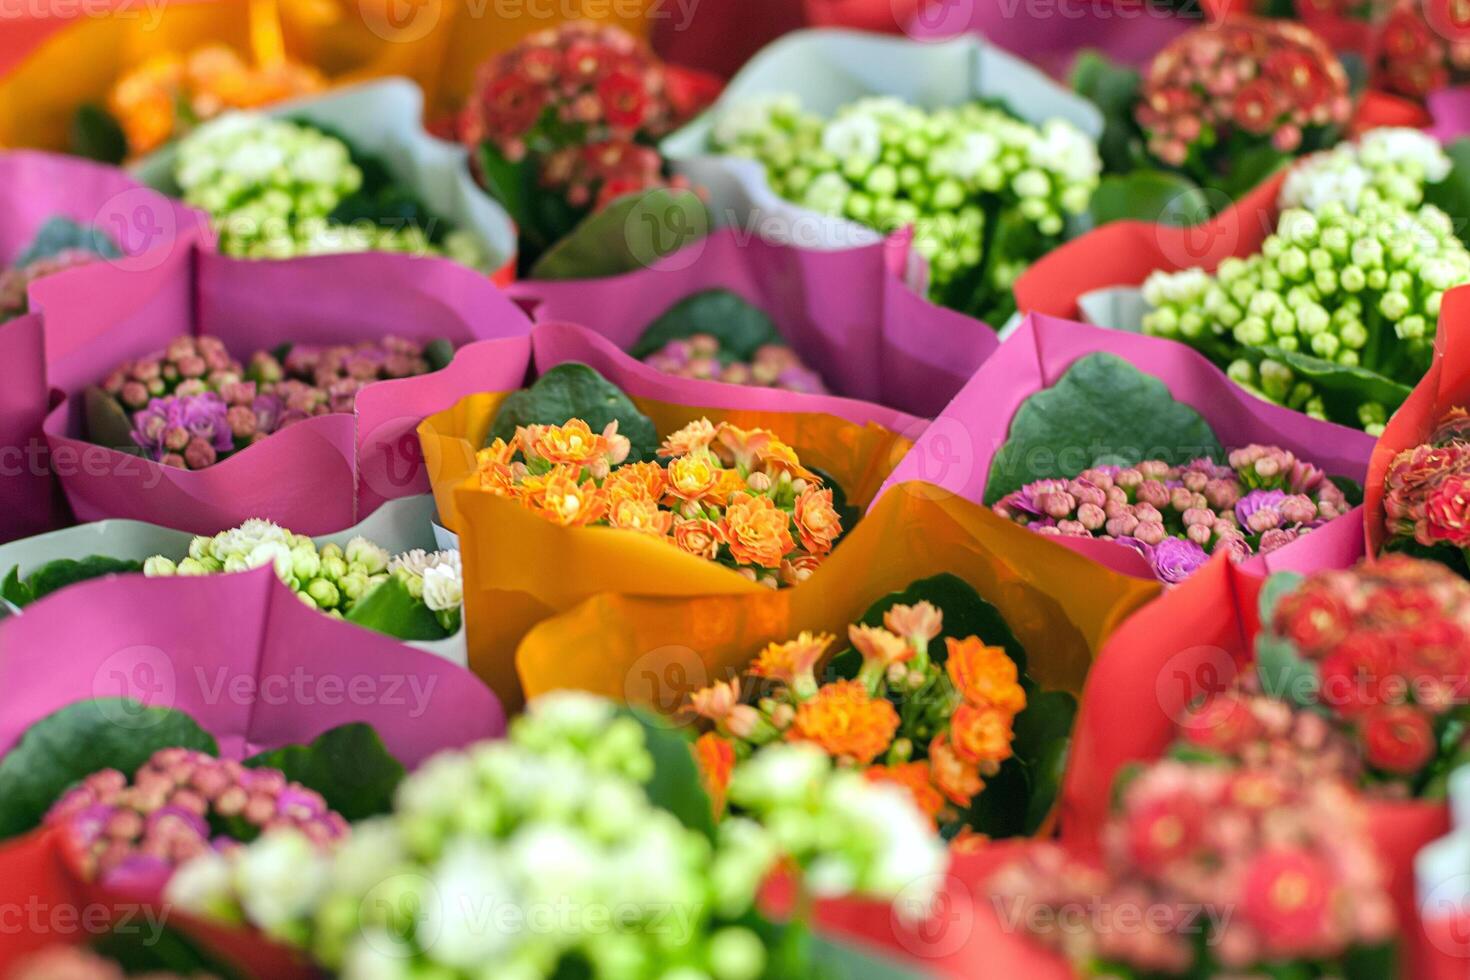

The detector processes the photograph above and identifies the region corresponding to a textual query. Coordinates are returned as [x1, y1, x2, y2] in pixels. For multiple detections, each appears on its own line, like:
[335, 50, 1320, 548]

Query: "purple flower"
[1234, 488, 1287, 528]
[1148, 537, 1210, 585]
[130, 391, 233, 464]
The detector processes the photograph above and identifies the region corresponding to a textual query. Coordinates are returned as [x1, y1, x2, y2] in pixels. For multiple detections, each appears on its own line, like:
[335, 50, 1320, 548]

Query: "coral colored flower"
[597, 70, 649, 129]
[705, 468, 755, 508]
[1317, 635, 1398, 718]
[1361, 704, 1436, 775]
[1241, 849, 1335, 954]
[690, 678, 742, 723]
[665, 452, 722, 502]
[750, 631, 833, 693]
[693, 732, 736, 818]
[884, 601, 943, 647]
[715, 423, 776, 469]
[865, 762, 945, 822]
[672, 516, 725, 560]
[787, 680, 899, 765]
[1125, 795, 1204, 873]
[522, 419, 608, 466]
[928, 732, 984, 807]
[476, 461, 522, 496]
[949, 703, 1016, 766]
[849, 624, 913, 673]
[945, 637, 1026, 715]
[1178, 691, 1262, 753]
[722, 493, 796, 568]
[793, 485, 843, 555]
[1272, 588, 1350, 658]
[1232, 79, 1279, 135]
[659, 418, 717, 457]
[525, 465, 607, 527]
[604, 460, 666, 503]
[1425, 475, 1470, 546]
[780, 552, 822, 587]
[477, 436, 518, 469]
[607, 495, 673, 537]
[758, 437, 821, 484]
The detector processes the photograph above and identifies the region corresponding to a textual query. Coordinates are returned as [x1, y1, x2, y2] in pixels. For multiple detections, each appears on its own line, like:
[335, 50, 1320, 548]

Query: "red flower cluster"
[1137, 16, 1350, 166]
[1385, 407, 1470, 551]
[461, 22, 711, 212]
[990, 761, 1395, 974]
[1266, 556, 1470, 783]
[1377, 0, 1470, 101]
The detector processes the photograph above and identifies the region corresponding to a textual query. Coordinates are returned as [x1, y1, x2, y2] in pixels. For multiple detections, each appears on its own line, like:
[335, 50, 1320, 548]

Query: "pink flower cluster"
[990, 760, 1395, 974]
[101, 334, 436, 469]
[45, 748, 347, 892]
[1384, 407, 1470, 552]
[460, 22, 710, 212]
[1137, 17, 1351, 166]
[992, 445, 1348, 584]
[642, 336, 830, 394]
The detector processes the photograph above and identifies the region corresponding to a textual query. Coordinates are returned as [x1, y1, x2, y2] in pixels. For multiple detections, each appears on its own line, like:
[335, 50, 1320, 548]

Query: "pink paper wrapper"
[877, 312, 1376, 579]
[511, 228, 994, 420]
[37, 244, 535, 534]
[0, 565, 503, 767]
[0, 151, 208, 544]
[1428, 85, 1470, 143]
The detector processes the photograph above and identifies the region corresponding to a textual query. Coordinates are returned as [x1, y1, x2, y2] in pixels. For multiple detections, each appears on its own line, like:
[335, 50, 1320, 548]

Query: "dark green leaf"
[477, 141, 537, 235]
[1, 566, 33, 609]
[1244, 346, 1415, 429]
[0, 700, 218, 839]
[1088, 170, 1211, 227]
[529, 188, 710, 281]
[630, 289, 784, 361]
[984, 352, 1223, 505]
[1013, 688, 1078, 834]
[1215, 143, 1292, 201]
[6, 556, 143, 608]
[624, 710, 716, 840]
[15, 216, 121, 268]
[84, 386, 144, 455]
[424, 338, 456, 373]
[243, 723, 404, 821]
[345, 576, 449, 641]
[91, 921, 244, 980]
[488, 362, 660, 463]
[1426, 139, 1470, 249]
[69, 104, 129, 165]
[1255, 633, 1320, 708]
[807, 934, 932, 980]
[1342, 942, 1399, 980]
[1331, 475, 1365, 507]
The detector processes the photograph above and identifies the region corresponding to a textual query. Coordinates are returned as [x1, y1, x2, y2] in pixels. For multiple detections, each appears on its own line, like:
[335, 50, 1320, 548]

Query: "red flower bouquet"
[1381, 406, 1470, 576]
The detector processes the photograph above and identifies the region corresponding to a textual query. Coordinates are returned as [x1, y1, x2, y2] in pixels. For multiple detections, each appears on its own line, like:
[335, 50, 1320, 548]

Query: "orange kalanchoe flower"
[607, 496, 674, 536]
[759, 437, 821, 484]
[722, 493, 796, 568]
[714, 423, 776, 469]
[787, 679, 900, 765]
[781, 552, 822, 586]
[950, 704, 1017, 768]
[693, 732, 737, 818]
[886, 601, 944, 647]
[749, 631, 832, 694]
[865, 762, 946, 823]
[604, 460, 667, 503]
[672, 517, 726, 560]
[665, 452, 722, 502]
[520, 419, 609, 466]
[689, 678, 764, 739]
[945, 637, 1027, 715]
[660, 418, 718, 457]
[524, 465, 608, 527]
[705, 468, 755, 507]
[849, 624, 913, 673]
[929, 731, 985, 807]
[793, 485, 842, 555]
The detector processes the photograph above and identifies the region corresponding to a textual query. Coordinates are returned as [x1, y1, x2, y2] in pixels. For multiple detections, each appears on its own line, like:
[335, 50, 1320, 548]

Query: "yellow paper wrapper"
[514, 486, 1162, 709]
[0, 0, 653, 149]
[417, 390, 914, 707]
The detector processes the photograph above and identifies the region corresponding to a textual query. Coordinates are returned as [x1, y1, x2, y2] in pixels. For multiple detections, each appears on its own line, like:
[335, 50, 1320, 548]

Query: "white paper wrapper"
[0, 494, 467, 667]
[1418, 831, 1470, 918]
[131, 79, 516, 275]
[1077, 286, 1152, 333]
[661, 28, 1103, 251]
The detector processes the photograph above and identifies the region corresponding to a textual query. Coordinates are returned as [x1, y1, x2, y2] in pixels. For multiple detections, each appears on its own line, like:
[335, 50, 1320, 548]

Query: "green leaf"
[1088, 170, 1211, 227]
[424, 338, 456, 374]
[1425, 139, 1470, 250]
[629, 289, 784, 361]
[3, 556, 143, 608]
[1257, 570, 1305, 626]
[84, 386, 144, 455]
[15, 216, 122, 268]
[1331, 475, 1365, 507]
[808, 935, 931, 980]
[1215, 143, 1291, 201]
[92, 921, 244, 980]
[1070, 51, 1145, 175]
[1255, 633, 1320, 708]
[1013, 688, 1078, 835]
[1245, 345, 1414, 429]
[624, 710, 716, 840]
[488, 362, 660, 463]
[477, 141, 537, 236]
[984, 352, 1223, 505]
[243, 723, 404, 821]
[345, 576, 449, 641]
[529, 188, 710, 281]
[69, 103, 129, 165]
[0, 700, 218, 839]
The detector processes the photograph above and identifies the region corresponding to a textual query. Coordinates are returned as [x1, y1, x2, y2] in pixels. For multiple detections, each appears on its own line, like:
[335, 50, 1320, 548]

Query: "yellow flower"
[607, 496, 673, 537]
[749, 631, 833, 693]
[524, 465, 607, 527]
[945, 637, 1026, 715]
[672, 517, 726, 560]
[659, 418, 718, 457]
[793, 484, 843, 556]
[786, 680, 899, 765]
[706, 468, 754, 507]
[665, 452, 722, 503]
[721, 493, 796, 569]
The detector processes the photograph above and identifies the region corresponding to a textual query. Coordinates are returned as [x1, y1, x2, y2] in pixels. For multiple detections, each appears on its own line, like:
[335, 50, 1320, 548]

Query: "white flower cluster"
[1279, 127, 1452, 214]
[168, 693, 945, 980]
[175, 112, 485, 269]
[710, 93, 1100, 322]
[144, 518, 463, 630]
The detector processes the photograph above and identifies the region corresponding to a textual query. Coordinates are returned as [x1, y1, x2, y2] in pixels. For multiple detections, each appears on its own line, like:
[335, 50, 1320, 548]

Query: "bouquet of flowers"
[993, 446, 1351, 584]
[174, 113, 488, 268]
[0, 216, 121, 322]
[141, 518, 463, 639]
[990, 757, 1397, 977]
[92, 333, 450, 471]
[1141, 128, 1470, 433]
[472, 414, 844, 589]
[1375, 1, 1470, 102]
[708, 93, 1100, 324]
[101, 44, 325, 159]
[461, 22, 714, 265]
[1382, 406, 1470, 576]
[168, 693, 943, 978]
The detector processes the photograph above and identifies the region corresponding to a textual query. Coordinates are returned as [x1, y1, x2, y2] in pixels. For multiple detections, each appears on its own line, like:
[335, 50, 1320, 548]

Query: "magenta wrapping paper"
[37, 245, 535, 534]
[510, 228, 995, 420]
[0, 151, 208, 544]
[877, 313, 1377, 578]
[1429, 86, 1470, 142]
[0, 565, 503, 767]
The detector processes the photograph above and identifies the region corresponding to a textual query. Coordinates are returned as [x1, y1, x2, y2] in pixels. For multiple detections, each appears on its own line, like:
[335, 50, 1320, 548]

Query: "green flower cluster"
[175, 112, 485, 267]
[710, 94, 1100, 324]
[1142, 199, 1470, 434]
